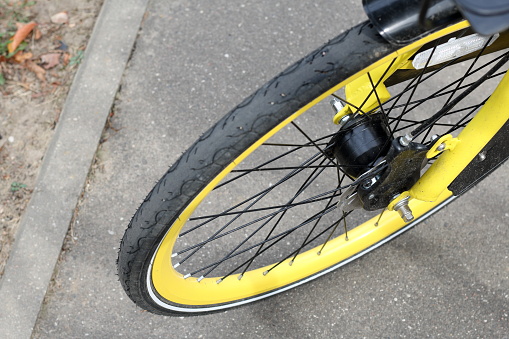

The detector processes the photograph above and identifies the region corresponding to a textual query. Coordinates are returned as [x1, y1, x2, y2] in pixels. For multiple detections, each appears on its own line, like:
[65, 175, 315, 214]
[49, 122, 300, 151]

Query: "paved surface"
[0, 0, 149, 338]
[2, 0, 508, 338]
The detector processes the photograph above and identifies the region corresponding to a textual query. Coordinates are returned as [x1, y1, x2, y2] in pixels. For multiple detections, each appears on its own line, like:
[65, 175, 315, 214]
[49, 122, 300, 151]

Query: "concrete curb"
[0, 0, 149, 337]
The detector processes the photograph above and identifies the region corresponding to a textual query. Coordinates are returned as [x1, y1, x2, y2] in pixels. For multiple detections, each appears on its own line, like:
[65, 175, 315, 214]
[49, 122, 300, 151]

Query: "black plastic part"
[449, 119, 509, 196]
[358, 139, 429, 211]
[363, 0, 463, 45]
[329, 113, 392, 178]
[455, 0, 509, 35]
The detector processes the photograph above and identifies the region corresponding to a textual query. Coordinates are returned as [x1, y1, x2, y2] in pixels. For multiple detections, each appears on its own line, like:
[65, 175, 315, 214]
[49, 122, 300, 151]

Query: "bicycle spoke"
[442, 98, 488, 135]
[442, 35, 494, 108]
[410, 52, 509, 140]
[420, 37, 495, 142]
[202, 157, 332, 277]
[239, 158, 335, 276]
[262, 207, 348, 276]
[291, 121, 339, 166]
[392, 43, 439, 133]
[262, 142, 329, 147]
[215, 132, 336, 189]
[219, 210, 351, 282]
[231, 164, 342, 173]
[192, 202, 339, 280]
[380, 31, 470, 116]
[177, 155, 335, 269]
[387, 53, 508, 136]
[188, 189, 343, 221]
[387, 69, 505, 122]
[391, 103, 486, 134]
[289, 181, 343, 264]
[368, 72, 388, 119]
[317, 216, 343, 255]
[182, 150, 326, 236]
[356, 57, 397, 114]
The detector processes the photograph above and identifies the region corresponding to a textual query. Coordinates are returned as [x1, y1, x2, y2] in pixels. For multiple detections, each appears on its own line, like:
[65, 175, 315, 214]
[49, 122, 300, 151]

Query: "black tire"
[117, 20, 508, 315]
[118, 21, 396, 315]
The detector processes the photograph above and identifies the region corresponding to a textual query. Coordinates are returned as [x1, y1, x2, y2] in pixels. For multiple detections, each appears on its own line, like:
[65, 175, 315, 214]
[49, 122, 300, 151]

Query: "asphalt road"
[33, 0, 508, 337]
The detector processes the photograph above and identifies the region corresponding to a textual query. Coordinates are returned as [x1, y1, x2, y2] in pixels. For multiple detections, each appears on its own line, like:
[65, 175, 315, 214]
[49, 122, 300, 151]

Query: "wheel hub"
[328, 112, 430, 212]
[356, 138, 428, 211]
[327, 112, 392, 179]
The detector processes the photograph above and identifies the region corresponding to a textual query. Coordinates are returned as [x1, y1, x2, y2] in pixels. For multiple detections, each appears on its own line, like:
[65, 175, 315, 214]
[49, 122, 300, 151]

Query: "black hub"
[328, 113, 430, 211]
[327, 112, 392, 178]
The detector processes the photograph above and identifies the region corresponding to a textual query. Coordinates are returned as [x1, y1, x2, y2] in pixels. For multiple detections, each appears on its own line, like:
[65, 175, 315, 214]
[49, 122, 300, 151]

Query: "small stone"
[51, 12, 69, 24]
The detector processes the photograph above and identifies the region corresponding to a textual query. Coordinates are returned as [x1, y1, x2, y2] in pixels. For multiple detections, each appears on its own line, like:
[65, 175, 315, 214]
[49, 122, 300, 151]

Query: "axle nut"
[393, 196, 414, 223]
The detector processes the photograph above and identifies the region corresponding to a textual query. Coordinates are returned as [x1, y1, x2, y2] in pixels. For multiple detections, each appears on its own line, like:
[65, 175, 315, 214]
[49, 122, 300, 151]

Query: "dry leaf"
[51, 12, 69, 24]
[40, 53, 61, 69]
[34, 28, 43, 40]
[13, 51, 33, 63]
[62, 52, 71, 66]
[25, 60, 46, 82]
[7, 22, 37, 53]
[16, 82, 33, 91]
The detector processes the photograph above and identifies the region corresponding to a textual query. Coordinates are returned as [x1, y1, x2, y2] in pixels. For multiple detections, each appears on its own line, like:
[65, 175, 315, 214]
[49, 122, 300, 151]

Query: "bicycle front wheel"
[118, 20, 509, 315]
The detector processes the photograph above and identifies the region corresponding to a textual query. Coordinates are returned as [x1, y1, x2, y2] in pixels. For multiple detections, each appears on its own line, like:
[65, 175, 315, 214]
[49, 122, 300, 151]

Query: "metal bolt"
[330, 98, 344, 113]
[393, 196, 414, 223]
[399, 134, 413, 147]
[478, 152, 486, 162]
[436, 143, 446, 152]
[338, 114, 352, 129]
[362, 177, 378, 189]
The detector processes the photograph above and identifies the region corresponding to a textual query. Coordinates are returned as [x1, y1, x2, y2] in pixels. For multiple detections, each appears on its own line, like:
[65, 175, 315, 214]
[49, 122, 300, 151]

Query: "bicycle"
[117, 0, 509, 315]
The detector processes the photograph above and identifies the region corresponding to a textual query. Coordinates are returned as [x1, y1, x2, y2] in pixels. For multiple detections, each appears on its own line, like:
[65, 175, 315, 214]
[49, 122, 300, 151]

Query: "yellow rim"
[151, 21, 474, 307]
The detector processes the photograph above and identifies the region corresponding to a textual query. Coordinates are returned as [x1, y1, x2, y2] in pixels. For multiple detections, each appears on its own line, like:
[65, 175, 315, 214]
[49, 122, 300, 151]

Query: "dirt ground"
[0, 0, 104, 277]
